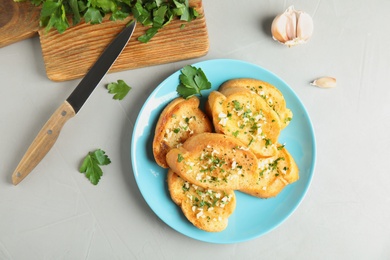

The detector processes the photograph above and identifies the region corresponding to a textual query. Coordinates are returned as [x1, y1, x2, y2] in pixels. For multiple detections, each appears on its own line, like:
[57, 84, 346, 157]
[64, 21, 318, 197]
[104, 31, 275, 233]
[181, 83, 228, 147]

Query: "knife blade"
[12, 21, 136, 185]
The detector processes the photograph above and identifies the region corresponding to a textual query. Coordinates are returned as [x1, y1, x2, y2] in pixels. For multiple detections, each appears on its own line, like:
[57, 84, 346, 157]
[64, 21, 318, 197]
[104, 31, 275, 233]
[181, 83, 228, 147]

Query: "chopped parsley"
[264, 138, 272, 147]
[233, 100, 243, 111]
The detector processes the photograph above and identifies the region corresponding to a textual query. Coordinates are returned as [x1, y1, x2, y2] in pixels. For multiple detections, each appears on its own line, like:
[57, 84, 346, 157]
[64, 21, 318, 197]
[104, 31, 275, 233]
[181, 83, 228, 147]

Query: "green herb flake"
[182, 183, 190, 192]
[233, 100, 242, 111]
[177, 153, 184, 162]
[264, 138, 272, 147]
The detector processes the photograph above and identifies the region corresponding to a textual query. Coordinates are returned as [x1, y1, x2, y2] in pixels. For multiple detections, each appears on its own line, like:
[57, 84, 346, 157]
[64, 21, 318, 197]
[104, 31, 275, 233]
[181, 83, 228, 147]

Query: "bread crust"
[207, 88, 282, 158]
[219, 78, 293, 128]
[240, 144, 299, 198]
[153, 97, 212, 168]
[167, 170, 236, 232]
[166, 133, 259, 190]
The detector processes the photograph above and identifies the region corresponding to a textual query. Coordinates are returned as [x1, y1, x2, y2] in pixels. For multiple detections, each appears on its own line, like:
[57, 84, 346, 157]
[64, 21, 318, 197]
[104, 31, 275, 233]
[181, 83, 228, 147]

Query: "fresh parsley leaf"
[176, 65, 211, 98]
[107, 80, 131, 100]
[40, 0, 69, 33]
[84, 7, 103, 24]
[79, 149, 111, 185]
[172, 0, 187, 20]
[138, 27, 159, 43]
[173, 0, 198, 21]
[68, 0, 81, 25]
[132, 2, 153, 26]
[153, 5, 168, 27]
[110, 9, 130, 21]
[40, 0, 61, 17]
[90, 0, 116, 13]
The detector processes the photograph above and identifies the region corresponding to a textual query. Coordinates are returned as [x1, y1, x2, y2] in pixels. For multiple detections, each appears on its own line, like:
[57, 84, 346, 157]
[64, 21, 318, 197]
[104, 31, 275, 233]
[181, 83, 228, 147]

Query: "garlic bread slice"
[167, 170, 236, 232]
[166, 133, 258, 190]
[240, 144, 299, 198]
[153, 97, 212, 168]
[219, 78, 293, 128]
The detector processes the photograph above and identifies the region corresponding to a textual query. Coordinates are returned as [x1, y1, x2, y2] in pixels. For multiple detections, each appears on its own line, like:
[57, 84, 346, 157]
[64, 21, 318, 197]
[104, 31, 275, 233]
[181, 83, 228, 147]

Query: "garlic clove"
[271, 6, 314, 47]
[283, 6, 297, 41]
[297, 12, 314, 41]
[271, 14, 290, 43]
[310, 77, 337, 88]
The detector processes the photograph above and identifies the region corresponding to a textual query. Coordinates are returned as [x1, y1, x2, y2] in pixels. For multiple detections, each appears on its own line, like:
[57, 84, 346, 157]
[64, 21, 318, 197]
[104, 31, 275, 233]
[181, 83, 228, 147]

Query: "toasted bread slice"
[240, 144, 299, 198]
[167, 170, 236, 232]
[219, 78, 293, 128]
[153, 97, 212, 168]
[166, 133, 259, 190]
[206, 89, 282, 158]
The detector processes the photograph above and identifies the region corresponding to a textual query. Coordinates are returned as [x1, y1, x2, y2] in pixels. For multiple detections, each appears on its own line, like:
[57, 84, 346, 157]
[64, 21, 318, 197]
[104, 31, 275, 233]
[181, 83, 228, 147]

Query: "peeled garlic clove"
[310, 77, 336, 88]
[271, 6, 314, 47]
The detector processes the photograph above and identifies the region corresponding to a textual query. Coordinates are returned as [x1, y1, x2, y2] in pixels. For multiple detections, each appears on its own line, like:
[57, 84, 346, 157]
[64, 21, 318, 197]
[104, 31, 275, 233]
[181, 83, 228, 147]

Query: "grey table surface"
[1, 0, 389, 259]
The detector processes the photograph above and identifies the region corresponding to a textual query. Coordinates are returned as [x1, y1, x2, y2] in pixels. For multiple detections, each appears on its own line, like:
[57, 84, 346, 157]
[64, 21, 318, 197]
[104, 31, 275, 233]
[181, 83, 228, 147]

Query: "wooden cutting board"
[0, 0, 41, 47]
[0, 0, 208, 82]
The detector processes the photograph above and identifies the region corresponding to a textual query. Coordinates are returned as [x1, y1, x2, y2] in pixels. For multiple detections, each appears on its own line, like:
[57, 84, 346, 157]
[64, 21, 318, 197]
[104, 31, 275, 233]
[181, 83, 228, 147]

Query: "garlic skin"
[271, 6, 314, 47]
[310, 77, 336, 88]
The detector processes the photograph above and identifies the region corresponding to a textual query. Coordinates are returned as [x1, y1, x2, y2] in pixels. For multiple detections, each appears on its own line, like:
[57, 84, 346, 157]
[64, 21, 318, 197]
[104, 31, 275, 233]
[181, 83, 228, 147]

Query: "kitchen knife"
[12, 21, 136, 185]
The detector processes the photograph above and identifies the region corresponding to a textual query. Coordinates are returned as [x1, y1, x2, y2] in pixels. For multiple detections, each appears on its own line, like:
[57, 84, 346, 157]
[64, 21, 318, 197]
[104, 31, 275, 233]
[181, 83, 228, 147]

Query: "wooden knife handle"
[12, 101, 76, 185]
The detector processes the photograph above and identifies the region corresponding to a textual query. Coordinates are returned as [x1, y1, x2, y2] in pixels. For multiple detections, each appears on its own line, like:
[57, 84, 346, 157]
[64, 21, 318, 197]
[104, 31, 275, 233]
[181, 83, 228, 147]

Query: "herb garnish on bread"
[167, 170, 236, 232]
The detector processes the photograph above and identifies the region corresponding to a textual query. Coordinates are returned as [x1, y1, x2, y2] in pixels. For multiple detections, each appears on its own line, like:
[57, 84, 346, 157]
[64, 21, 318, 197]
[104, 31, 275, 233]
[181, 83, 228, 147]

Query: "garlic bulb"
[271, 6, 313, 47]
[310, 77, 336, 88]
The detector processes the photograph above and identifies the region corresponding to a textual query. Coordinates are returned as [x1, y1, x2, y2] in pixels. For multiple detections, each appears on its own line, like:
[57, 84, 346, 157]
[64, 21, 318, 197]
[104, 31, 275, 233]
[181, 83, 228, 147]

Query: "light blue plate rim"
[130, 59, 316, 244]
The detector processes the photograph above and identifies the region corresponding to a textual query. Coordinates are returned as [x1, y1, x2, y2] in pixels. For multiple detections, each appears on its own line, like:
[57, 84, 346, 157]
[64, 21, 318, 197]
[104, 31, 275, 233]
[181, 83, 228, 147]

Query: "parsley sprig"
[177, 65, 211, 99]
[24, 0, 198, 43]
[79, 149, 111, 185]
[107, 80, 131, 100]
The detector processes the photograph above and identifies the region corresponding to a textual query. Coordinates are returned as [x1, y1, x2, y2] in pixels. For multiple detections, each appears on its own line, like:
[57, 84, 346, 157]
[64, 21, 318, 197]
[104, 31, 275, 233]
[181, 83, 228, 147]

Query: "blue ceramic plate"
[131, 59, 316, 244]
